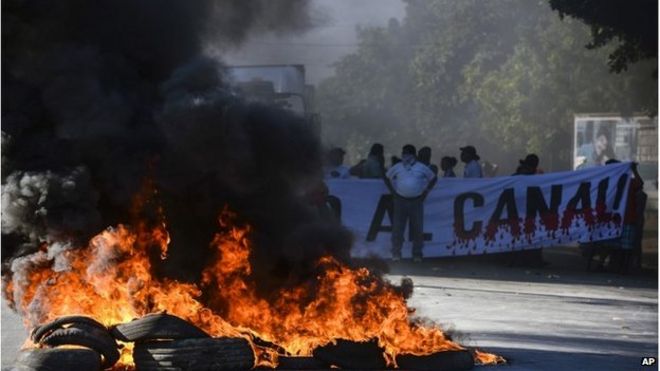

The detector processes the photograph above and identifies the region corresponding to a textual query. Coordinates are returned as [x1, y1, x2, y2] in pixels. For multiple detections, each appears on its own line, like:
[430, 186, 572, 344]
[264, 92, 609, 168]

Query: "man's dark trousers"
[391, 195, 424, 258]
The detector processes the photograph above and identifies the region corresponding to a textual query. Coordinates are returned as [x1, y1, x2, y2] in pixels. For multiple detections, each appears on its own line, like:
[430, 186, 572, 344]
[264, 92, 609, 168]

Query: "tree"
[317, 0, 657, 172]
[317, 19, 416, 160]
[548, 0, 658, 72]
[467, 13, 657, 168]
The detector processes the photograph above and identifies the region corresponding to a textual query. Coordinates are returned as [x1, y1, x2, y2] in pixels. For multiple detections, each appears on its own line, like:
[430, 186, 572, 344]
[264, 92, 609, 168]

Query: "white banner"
[328, 163, 633, 258]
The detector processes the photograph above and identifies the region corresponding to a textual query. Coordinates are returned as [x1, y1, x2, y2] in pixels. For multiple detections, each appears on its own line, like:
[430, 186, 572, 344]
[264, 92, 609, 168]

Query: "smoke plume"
[2, 0, 351, 302]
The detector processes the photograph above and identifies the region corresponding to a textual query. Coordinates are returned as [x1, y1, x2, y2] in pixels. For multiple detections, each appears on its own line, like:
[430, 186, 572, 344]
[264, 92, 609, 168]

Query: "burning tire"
[30, 315, 107, 343]
[40, 324, 120, 368]
[14, 348, 101, 371]
[396, 350, 475, 370]
[110, 313, 210, 342]
[312, 339, 387, 369]
[133, 337, 255, 371]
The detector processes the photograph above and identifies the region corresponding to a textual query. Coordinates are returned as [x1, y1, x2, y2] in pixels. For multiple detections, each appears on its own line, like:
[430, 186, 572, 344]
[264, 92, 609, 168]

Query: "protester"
[418, 146, 439, 176]
[440, 156, 458, 178]
[513, 154, 543, 175]
[460, 145, 483, 178]
[607, 160, 645, 272]
[324, 147, 351, 179]
[384, 144, 437, 262]
[511, 153, 546, 266]
[350, 143, 385, 178]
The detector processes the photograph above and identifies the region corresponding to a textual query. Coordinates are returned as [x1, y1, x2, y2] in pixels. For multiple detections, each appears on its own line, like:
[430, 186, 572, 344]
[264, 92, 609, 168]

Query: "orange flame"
[475, 349, 507, 365]
[4, 207, 501, 368]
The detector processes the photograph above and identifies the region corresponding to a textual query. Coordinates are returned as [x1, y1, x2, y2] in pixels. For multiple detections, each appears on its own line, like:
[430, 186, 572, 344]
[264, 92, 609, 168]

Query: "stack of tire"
[111, 313, 254, 371]
[15, 316, 119, 371]
[15, 313, 476, 370]
[14, 314, 255, 371]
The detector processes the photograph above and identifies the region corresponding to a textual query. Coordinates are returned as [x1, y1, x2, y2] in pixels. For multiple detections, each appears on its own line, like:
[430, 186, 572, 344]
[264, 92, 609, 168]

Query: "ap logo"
[641, 357, 656, 366]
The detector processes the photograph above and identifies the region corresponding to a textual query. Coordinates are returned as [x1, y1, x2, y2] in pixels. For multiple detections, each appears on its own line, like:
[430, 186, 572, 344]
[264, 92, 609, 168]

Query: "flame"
[4, 206, 502, 368]
[475, 349, 507, 365]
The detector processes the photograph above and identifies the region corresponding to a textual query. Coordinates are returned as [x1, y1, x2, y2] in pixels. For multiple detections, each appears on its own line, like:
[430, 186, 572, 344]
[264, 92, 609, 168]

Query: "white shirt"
[386, 161, 435, 197]
[325, 165, 351, 179]
[464, 160, 483, 178]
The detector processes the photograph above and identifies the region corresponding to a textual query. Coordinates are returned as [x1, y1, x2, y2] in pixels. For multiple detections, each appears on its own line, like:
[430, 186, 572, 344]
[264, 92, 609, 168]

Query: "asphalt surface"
[1, 300, 27, 369]
[1, 246, 657, 370]
[388, 246, 658, 371]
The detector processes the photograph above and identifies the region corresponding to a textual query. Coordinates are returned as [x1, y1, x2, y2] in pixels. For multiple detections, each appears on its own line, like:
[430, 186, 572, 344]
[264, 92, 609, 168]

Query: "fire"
[202, 213, 463, 363]
[474, 349, 507, 365]
[4, 206, 502, 368]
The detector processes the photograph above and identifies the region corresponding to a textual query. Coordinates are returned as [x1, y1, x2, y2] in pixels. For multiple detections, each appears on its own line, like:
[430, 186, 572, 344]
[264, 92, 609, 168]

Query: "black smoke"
[2, 0, 352, 299]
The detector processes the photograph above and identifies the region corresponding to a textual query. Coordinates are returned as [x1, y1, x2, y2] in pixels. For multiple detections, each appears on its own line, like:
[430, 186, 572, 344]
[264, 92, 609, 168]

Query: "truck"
[224, 64, 321, 135]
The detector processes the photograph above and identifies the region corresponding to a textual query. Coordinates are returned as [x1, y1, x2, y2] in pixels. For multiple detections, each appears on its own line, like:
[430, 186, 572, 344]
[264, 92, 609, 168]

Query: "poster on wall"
[573, 115, 656, 170]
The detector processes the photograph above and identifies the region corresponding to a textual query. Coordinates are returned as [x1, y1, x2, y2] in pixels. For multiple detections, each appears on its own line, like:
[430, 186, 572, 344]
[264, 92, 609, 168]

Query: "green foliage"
[469, 15, 657, 167]
[318, 0, 657, 171]
[548, 0, 657, 73]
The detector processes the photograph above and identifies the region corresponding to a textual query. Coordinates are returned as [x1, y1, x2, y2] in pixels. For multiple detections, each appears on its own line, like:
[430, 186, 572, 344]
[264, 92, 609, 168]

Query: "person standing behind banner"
[513, 154, 544, 175]
[324, 147, 351, 179]
[460, 145, 483, 178]
[350, 143, 385, 178]
[511, 153, 547, 267]
[384, 144, 437, 262]
[440, 156, 458, 177]
[418, 146, 439, 176]
[606, 159, 645, 272]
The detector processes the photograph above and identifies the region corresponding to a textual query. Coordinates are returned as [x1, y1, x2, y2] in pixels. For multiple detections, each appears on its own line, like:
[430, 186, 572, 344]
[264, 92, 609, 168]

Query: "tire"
[40, 324, 120, 369]
[312, 339, 386, 369]
[133, 337, 255, 371]
[13, 348, 101, 371]
[110, 313, 209, 342]
[396, 350, 475, 371]
[31, 316, 107, 343]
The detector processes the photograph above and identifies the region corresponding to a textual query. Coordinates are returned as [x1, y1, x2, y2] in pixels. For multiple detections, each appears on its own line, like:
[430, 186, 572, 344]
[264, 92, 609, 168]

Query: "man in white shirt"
[324, 147, 351, 179]
[385, 144, 437, 262]
[460, 145, 483, 178]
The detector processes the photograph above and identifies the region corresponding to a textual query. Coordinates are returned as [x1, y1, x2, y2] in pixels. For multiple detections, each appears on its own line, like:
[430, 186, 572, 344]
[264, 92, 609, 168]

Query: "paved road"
[387, 247, 658, 371]
[2, 247, 657, 370]
[392, 274, 656, 370]
[1, 300, 28, 369]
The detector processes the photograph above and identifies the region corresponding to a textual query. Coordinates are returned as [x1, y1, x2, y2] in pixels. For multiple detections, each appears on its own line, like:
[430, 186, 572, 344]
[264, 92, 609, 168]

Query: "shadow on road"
[373, 246, 658, 290]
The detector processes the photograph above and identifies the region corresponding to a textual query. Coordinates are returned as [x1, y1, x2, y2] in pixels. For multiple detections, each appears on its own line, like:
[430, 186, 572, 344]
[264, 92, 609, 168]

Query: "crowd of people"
[323, 143, 533, 263]
[321, 143, 646, 271]
[323, 143, 496, 181]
